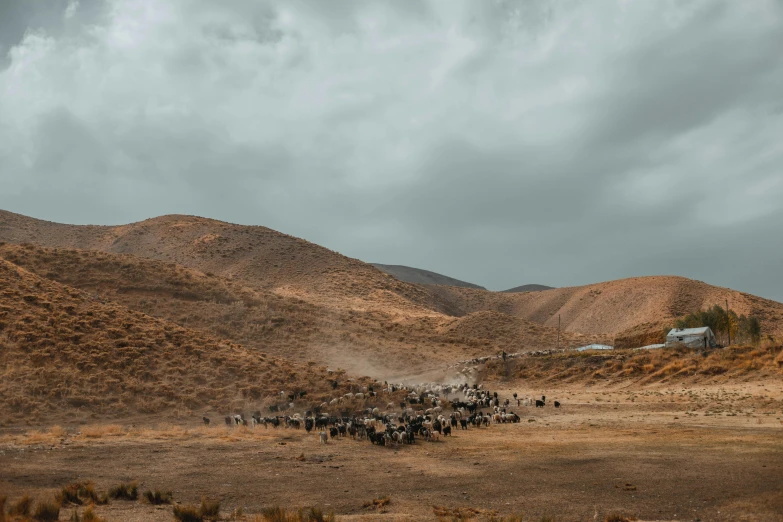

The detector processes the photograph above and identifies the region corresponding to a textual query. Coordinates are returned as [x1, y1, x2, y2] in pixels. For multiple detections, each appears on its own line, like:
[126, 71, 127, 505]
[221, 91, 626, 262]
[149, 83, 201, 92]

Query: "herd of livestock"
[202, 382, 561, 447]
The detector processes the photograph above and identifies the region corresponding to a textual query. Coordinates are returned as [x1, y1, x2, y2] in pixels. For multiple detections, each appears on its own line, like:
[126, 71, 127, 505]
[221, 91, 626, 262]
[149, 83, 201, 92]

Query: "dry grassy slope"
[0, 257, 369, 422]
[0, 210, 455, 317]
[0, 244, 601, 377]
[4, 209, 780, 345]
[428, 276, 783, 339]
[481, 343, 783, 386]
[437, 310, 609, 348]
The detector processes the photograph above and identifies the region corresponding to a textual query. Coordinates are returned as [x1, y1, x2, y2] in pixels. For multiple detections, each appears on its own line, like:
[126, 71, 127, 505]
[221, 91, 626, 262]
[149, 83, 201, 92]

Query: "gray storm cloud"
[1, 0, 782, 301]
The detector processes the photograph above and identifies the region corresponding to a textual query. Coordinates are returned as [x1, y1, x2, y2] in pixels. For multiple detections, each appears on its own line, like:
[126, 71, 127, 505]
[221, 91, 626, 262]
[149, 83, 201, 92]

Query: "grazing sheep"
[442, 425, 452, 436]
[202, 417, 210, 426]
[535, 400, 545, 408]
[554, 401, 561, 408]
[319, 431, 328, 444]
[329, 427, 339, 439]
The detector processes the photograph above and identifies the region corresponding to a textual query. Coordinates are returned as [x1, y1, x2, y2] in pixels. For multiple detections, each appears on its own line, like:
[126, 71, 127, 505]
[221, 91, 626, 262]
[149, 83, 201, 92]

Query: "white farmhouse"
[665, 327, 717, 348]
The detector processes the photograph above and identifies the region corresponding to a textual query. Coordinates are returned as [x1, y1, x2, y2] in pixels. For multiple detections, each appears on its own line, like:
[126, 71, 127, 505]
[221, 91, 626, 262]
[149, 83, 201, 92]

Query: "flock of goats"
[202, 382, 561, 447]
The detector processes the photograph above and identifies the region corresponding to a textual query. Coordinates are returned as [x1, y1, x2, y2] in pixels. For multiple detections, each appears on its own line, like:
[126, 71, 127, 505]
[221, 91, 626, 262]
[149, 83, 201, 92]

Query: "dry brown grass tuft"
[107, 481, 137, 501]
[363, 495, 391, 510]
[80, 506, 107, 522]
[55, 483, 83, 506]
[80, 425, 125, 438]
[32, 499, 60, 522]
[259, 506, 335, 522]
[171, 498, 221, 522]
[143, 489, 172, 505]
[8, 494, 32, 516]
[172, 504, 203, 522]
[604, 514, 635, 522]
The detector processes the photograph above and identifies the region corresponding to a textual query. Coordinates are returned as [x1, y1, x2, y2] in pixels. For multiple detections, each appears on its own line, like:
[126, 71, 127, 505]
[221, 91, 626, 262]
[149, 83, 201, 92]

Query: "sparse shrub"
[173, 504, 203, 522]
[56, 483, 83, 505]
[77, 482, 108, 505]
[362, 496, 390, 510]
[199, 497, 220, 520]
[108, 481, 138, 500]
[33, 500, 61, 522]
[9, 494, 33, 516]
[172, 498, 220, 522]
[49, 425, 67, 438]
[261, 506, 287, 522]
[143, 489, 173, 505]
[605, 514, 634, 522]
[261, 506, 335, 522]
[81, 506, 107, 522]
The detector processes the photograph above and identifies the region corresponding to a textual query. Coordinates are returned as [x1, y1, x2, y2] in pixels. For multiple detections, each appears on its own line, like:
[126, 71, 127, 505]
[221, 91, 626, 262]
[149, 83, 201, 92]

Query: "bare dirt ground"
[2, 381, 781, 522]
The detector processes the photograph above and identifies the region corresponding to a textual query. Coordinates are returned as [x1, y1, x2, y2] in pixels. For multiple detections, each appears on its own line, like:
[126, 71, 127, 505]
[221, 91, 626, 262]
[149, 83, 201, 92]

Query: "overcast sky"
[1, 1, 782, 301]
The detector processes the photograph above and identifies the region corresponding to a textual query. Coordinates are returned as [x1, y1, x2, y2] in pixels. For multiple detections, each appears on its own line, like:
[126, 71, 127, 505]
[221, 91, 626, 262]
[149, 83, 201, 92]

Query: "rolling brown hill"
[426, 277, 783, 343]
[0, 243, 606, 378]
[0, 210, 454, 317]
[0, 256, 371, 423]
[2, 210, 781, 356]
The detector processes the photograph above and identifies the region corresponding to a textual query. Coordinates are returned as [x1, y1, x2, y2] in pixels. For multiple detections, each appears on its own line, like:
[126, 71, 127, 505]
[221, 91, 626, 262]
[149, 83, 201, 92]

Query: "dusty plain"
[2, 382, 782, 522]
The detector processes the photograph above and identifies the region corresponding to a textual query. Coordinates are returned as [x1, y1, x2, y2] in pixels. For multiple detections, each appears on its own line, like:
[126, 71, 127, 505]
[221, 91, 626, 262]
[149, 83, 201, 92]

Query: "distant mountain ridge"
[371, 263, 486, 290]
[502, 284, 555, 293]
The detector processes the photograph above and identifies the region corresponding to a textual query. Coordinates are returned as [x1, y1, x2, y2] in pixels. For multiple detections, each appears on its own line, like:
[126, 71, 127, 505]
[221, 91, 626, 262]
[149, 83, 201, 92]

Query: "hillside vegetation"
[482, 344, 783, 385]
[0, 258, 368, 422]
[0, 210, 452, 317]
[1, 209, 781, 369]
[427, 277, 783, 340]
[0, 244, 607, 377]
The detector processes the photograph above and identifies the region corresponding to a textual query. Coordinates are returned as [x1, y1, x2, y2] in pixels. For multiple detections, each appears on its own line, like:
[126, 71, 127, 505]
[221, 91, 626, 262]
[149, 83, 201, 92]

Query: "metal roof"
[667, 327, 714, 337]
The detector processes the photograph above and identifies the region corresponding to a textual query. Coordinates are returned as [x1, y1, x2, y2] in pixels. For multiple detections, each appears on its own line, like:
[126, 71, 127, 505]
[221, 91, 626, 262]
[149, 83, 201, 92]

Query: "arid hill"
[0, 210, 456, 317]
[2, 210, 781, 353]
[371, 263, 486, 289]
[426, 277, 783, 343]
[0, 257, 371, 422]
[0, 244, 606, 377]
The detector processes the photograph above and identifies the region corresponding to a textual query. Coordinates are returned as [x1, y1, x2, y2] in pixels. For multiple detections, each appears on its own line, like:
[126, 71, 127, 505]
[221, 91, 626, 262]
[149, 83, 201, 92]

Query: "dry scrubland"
[1, 383, 782, 521]
[1, 210, 783, 520]
[480, 344, 783, 385]
[0, 243, 607, 376]
[0, 259, 374, 423]
[2, 210, 781, 347]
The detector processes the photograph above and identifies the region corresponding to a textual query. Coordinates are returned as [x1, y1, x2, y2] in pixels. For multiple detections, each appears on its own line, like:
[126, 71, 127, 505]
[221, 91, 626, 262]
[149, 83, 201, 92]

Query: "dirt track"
[2, 384, 782, 521]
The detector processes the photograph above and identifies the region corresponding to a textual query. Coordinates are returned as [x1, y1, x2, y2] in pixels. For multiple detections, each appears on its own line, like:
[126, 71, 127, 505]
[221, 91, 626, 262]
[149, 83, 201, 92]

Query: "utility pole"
[725, 298, 730, 346]
[557, 314, 560, 349]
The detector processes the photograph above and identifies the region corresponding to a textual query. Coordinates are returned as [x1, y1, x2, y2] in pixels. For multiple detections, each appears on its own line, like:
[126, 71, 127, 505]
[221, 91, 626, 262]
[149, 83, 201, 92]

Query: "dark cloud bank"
[1, 0, 782, 301]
